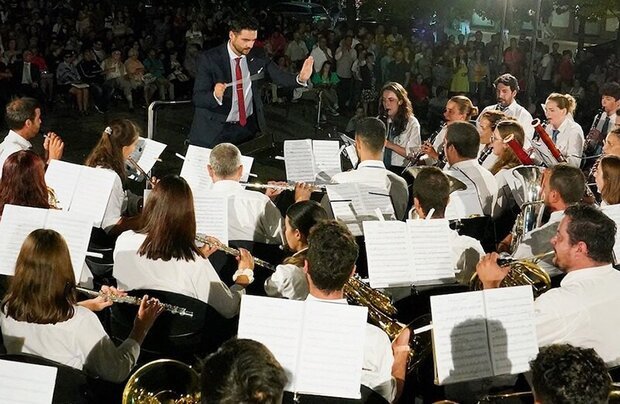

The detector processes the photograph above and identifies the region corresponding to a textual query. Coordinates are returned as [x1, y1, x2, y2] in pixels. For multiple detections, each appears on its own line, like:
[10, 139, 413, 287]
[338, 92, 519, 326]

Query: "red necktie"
[235, 57, 247, 127]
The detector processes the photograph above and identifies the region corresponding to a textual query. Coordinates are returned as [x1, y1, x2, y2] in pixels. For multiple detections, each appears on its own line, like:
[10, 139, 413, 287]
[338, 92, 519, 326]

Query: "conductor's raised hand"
[298, 56, 314, 83]
[214, 82, 226, 101]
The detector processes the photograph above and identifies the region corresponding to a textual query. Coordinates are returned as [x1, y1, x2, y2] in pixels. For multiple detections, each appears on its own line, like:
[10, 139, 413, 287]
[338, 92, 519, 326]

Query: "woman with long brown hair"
[113, 175, 253, 319]
[0, 229, 162, 382]
[596, 155, 620, 206]
[264, 200, 327, 300]
[0, 150, 50, 215]
[85, 119, 142, 236]
[378, 81, 421, 172]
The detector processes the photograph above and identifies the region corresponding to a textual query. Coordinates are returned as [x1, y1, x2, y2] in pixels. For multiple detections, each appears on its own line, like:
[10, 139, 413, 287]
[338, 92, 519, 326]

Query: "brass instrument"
[76, 286, 194, 317]
[47, 186, 60, 209]
[123, 359, 201, 404]
[469, 251, 553, 297]
[195, 234, 277, 271]
[343, 275, 430, 372]
[509, 166, 546, 252]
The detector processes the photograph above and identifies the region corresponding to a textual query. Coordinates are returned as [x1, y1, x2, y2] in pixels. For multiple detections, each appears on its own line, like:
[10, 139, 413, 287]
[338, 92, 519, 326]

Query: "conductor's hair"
[493, 73, 520, 92]
[229, 15, 259, 33]
[5, 97, 40, 130]
[412, 167, 450, 218]
[201, 338, 287, 404]
[306, 220, 358, 293]
[355, 117, 386, 153]
[209, 143, 241, 178]
[530, 344, 611, 404]
[548, 164, 585, 204]
[445, 121, 480, 159]
[564, 204, 616, 264]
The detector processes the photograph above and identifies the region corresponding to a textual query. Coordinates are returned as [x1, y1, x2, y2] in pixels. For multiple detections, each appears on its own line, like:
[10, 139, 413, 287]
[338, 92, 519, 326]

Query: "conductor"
[188, 16, 314, 148]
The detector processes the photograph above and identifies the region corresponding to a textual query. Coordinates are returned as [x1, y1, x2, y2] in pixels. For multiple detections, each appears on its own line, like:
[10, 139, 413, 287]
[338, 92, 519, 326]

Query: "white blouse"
[389, 114, 421, 167]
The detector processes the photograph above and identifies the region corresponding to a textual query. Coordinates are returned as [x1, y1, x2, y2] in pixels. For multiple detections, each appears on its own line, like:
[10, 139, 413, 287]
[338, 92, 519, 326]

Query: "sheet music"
[363, 221, 413, 288]
[325, 184, 365, 236]
[483, 286, 538, 376]
[296, 300, 366, 399]
[0, 205, 47, 276]
[407, 219, 455, 283]
[135, 137, 167, 173]
[69, 167, 117, 227]
[193, 192, 229, 245]
[430, 291, 493, 384]
[345, 144, 358, 167]
[312, 140, 341, 181]
[601, 204, 620, 262]
[181, 146, 255, 190]
[237, 296, 306, 391]
[45, 210, 93, 282]
[284, 139, 316, 183]
[0, 359, 57, 404]
[44, 160, 80, 210]
[359, 184, 395, 218]
[444, 169, 484, 219]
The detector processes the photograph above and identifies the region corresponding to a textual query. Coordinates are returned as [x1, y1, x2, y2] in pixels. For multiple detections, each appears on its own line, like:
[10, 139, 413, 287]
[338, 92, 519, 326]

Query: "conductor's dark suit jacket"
[188, 43, 300, 148]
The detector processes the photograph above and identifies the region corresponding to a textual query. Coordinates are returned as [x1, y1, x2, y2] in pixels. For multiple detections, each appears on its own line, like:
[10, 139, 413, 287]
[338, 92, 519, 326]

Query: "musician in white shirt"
[207, 143, 283, 244]
[264, 200, 327, 300]
[477, 74, 534, 145]
[0, 97, 63, 177]
[584, 82, 620, 157]
[331, 117, 409, 220]
[443, 122, 498, 217]
[476, 109, 505, 170]
[477, 204, 620, 366]
[595, 155, 620, 206]
[114, 175, 253, 319]
[544, 93, 584, 167]
[303, 220, 409, 402]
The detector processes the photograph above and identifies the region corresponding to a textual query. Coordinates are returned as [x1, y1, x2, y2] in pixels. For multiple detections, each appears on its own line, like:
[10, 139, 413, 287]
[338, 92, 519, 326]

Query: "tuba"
[344, 275, 431, 372]
[122, 359, 201, 404]
[509, 166, 546, 252]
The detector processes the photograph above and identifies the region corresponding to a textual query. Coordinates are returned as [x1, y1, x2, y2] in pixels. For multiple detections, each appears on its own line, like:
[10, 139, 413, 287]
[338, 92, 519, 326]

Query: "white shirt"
[513, 210, 563, 276]
[388, 114, 421, 167]
[0, 130, 32, 177]
[306, 294, 396, 402]
[113, 231, 244, 319]
[331, 160, 409, 220]
[447, 159, 498, 217]
[546, 117, 584, 167]
[211, 180, 283, 244]
[310, 46, 333, 73]
[223, 41, 253, 123]
[264, 250, 308, 300]
[493, 167, 517, 218]
[0, 305, 140, 382]
[535, 264, 620, 366]
[285, 40, 309, 62]
[478, 100, 534, 147]
[478, 143, 498, 170]
[100, 169, 124, 232]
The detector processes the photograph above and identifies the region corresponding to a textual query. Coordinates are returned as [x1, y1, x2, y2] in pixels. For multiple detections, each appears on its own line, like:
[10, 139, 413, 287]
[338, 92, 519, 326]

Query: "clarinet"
[478, 145, 493, 165]
[583, 109, 605, 157]
[404, 122, 446, 168]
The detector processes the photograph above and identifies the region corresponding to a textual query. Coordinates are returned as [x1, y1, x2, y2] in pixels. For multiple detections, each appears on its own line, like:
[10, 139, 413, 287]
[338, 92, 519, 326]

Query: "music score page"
[0, 359, 57, 404]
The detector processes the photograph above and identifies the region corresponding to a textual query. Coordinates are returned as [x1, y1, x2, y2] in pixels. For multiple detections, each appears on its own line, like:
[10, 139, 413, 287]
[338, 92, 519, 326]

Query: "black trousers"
[215, 113, 258, 146]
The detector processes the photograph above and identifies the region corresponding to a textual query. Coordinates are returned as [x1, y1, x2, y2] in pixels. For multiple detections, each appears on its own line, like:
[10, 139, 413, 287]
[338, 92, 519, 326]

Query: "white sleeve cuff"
[213, 91, 223, 105]
[296, 75, 308, 87]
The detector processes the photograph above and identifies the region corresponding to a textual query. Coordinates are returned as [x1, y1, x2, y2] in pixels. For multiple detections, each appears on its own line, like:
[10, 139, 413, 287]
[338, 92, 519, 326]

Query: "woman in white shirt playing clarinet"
[544, 93, 584, 167]
[264, 200, 328, 300]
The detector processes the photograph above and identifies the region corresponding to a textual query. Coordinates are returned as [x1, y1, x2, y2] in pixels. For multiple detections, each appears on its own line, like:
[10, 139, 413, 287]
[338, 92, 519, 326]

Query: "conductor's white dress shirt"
[0, 305, 140, 382]
[535, 264, 620, 366]
[113, 231, 244, 319]
[210, 180, 283, 244]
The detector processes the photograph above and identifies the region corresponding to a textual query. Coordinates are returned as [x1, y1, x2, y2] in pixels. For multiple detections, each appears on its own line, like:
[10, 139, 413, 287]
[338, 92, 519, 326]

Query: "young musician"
[0, 97, 63, 177]
[421, 95, 478, 166]
[304, 220, 410, 402]
[378, 81, 421, 172]
[583, 81, 620, 158]
[264, 200, 326, 300]
[477, 74, 534, 144]
[595, 155, 620, 206]
[0, 150, 50, 215]
[443, 121, 498, 217]
[113, 175, 253, 319]
[477, 110, 506, 170]
[477, 204, 620, 366]
[331, 117, 409, 220]
[84, 119, 142, 236]
[603, 127, 620, 157]
[544, 93, 584, 167]
[411, 167, 485, 284]
[0, 229, 163, 382]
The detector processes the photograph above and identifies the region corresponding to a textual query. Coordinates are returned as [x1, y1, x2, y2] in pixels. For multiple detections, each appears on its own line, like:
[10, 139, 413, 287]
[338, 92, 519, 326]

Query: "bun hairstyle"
[546, 93, 577, 115]
[449, 95, 479, 119]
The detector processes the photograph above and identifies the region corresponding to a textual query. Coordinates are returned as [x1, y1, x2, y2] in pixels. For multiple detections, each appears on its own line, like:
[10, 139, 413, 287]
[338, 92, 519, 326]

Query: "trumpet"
[195, 234, 277, 271]
[239, 182, 327, 192]
[76, 286, 194, 317]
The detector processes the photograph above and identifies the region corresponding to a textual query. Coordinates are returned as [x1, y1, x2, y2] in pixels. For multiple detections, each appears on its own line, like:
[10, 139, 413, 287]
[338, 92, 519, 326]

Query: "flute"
[127, 157, 157, 187]
[76, 286, 194, 317]
[195, 234, 277, 272]
[240, 182, 327, 192]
